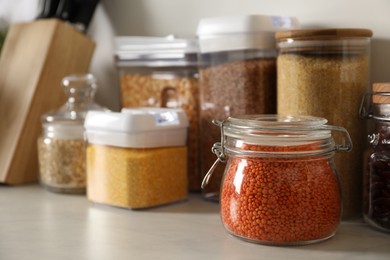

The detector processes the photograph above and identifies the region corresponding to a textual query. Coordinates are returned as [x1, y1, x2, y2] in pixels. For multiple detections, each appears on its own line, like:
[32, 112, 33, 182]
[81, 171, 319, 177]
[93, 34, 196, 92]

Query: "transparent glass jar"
[360, 83, 390, 232]
[197, 15, 299, 201]
[37, 73, 106, 193]
[276, 28, 372, 219]
[204, 115, 352, 245]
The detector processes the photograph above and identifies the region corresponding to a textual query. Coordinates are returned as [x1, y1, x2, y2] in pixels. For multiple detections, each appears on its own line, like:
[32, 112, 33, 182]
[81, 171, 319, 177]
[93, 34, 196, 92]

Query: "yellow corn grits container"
[84, 108, 188, 209]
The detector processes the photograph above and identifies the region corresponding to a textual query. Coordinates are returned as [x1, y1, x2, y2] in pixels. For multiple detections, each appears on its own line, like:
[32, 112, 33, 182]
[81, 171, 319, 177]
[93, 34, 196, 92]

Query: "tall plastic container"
[276, 28, 373, 218]
[114, 36, 201, 191]
[197, 15, 299, 201]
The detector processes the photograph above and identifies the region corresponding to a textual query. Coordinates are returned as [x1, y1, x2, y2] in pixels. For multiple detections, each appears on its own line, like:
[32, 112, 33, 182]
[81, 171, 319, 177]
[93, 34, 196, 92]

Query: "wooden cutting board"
[0, 19, 95, 184]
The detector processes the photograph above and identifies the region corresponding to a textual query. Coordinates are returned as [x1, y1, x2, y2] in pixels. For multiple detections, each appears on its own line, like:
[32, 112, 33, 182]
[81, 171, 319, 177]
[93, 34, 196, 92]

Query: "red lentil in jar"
[205, 115, 352, 245]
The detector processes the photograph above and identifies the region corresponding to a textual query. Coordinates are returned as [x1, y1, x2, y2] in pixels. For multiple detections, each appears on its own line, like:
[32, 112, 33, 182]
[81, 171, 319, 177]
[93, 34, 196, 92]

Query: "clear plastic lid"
[196, 14, 299, 53]
[84, 108, 189, 148]
[114, 35, 198, 67]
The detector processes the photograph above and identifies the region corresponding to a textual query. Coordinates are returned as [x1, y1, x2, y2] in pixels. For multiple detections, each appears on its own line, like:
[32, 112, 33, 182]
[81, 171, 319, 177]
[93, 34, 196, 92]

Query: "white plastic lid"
[114, 35, 198, 67]
[196, 14, 299, 53]
[84, 108, 188, 148]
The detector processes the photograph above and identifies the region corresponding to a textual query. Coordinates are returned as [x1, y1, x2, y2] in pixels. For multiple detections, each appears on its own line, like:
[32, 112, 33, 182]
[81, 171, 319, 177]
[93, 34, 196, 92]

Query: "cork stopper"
[373, 83, 390, 104]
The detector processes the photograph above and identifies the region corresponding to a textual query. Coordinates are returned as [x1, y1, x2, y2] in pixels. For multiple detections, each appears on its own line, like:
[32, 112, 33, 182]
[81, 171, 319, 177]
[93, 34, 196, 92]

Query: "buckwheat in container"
[84, 108, 188, 209]
[115, 36, 200, 191]
[197, 15, 299, 201]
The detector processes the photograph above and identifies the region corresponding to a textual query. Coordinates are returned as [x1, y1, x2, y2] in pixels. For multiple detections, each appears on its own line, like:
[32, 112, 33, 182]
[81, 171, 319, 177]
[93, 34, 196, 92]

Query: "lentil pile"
[37, 137, 86, 193]
[200, 58, 276, 198]
[120, 73, 200, 191]
[87, 144, 188, 209]
[277, 53, 369, 218]
[221, 144, 341, 244]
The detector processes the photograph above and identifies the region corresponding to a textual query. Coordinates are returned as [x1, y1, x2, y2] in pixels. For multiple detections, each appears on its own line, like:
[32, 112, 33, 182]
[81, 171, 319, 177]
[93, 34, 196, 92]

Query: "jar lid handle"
[320, 125, 353, 152]
[201, 120, 227, 189]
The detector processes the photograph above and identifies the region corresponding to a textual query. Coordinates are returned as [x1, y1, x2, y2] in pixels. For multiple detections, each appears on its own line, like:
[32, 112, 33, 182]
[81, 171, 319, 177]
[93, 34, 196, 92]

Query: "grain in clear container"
[197, 15, 299, 201]
[114, 36, 200, 192]
[276, 28, 373, 219]
[84, 108, 189, 209]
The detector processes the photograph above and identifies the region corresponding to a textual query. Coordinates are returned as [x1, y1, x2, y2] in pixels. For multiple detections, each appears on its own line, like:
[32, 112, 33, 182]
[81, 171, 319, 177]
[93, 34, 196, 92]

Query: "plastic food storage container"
[84, 108, 189, 209]
[360, 83, 390, 232]
[196, 14, 299, 201]
[204, 115, 352, 245]
[37, 73, 106, 193]
[114, 36, 200, 191]
[276, 28, 373, 219]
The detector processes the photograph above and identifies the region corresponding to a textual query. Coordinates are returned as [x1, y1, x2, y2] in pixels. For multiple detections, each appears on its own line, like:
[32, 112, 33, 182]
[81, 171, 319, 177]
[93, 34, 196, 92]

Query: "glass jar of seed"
[196, 15, 299, 201]
[276, 28, 373, 219]
[360, 83, 390, 233]
[206, 115, 352, 245]
[37, 73, 107, 194]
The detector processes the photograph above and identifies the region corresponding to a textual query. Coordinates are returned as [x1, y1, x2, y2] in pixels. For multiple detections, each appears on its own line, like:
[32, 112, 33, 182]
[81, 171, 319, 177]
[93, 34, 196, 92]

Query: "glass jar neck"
[63, 74, 97, 110]
[210, 115, 352, 160]
[64, 86, 95, 111]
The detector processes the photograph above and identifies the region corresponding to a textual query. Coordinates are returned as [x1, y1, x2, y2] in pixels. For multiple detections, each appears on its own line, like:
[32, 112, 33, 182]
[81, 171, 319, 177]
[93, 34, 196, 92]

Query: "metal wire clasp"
[201, 120, 227, 189]
[359, 92, 375, 119]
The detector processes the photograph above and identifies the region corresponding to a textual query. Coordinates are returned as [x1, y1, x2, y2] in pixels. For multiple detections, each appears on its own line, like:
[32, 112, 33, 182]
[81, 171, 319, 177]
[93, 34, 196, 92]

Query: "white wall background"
[1, 0, 390, 110]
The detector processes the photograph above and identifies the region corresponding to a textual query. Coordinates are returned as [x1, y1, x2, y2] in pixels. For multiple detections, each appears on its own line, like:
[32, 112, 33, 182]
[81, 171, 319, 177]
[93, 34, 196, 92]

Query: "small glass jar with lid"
[360, 83, 390, 233]
[37, 73, 106, 193]
[204, 115, 352, 245]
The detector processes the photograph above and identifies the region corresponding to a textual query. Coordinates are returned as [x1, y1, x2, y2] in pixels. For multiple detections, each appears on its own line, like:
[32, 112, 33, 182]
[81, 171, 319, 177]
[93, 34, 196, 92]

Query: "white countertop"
[0, 184, 389, 260]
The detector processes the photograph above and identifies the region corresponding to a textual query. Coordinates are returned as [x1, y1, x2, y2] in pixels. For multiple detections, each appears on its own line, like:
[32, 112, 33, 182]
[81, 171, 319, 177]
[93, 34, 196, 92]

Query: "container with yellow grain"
[84, 108, 189, 209]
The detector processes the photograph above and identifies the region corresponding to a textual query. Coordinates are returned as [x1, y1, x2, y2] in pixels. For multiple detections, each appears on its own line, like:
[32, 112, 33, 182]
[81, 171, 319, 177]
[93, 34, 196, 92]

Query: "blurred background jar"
[196, 14, 299, 201]
[114, 36, 200, 192]
[360, 83, 390, 233]
[37, 73, 107, 193]
[276, 28, 373, 219]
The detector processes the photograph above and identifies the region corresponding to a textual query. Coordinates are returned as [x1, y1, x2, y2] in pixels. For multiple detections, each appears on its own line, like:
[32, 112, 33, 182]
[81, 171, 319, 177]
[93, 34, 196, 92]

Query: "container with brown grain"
[115, 36, 200, 192]
[197, 15, 299, 201]
[276, 28, 373, 219]
[206, 115, 352, 245]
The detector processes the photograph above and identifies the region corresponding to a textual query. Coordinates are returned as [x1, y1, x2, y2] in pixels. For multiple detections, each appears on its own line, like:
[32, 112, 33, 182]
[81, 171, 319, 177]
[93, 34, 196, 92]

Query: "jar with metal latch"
[360, 83, 390, 233]
[203, 115, 352, 245]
